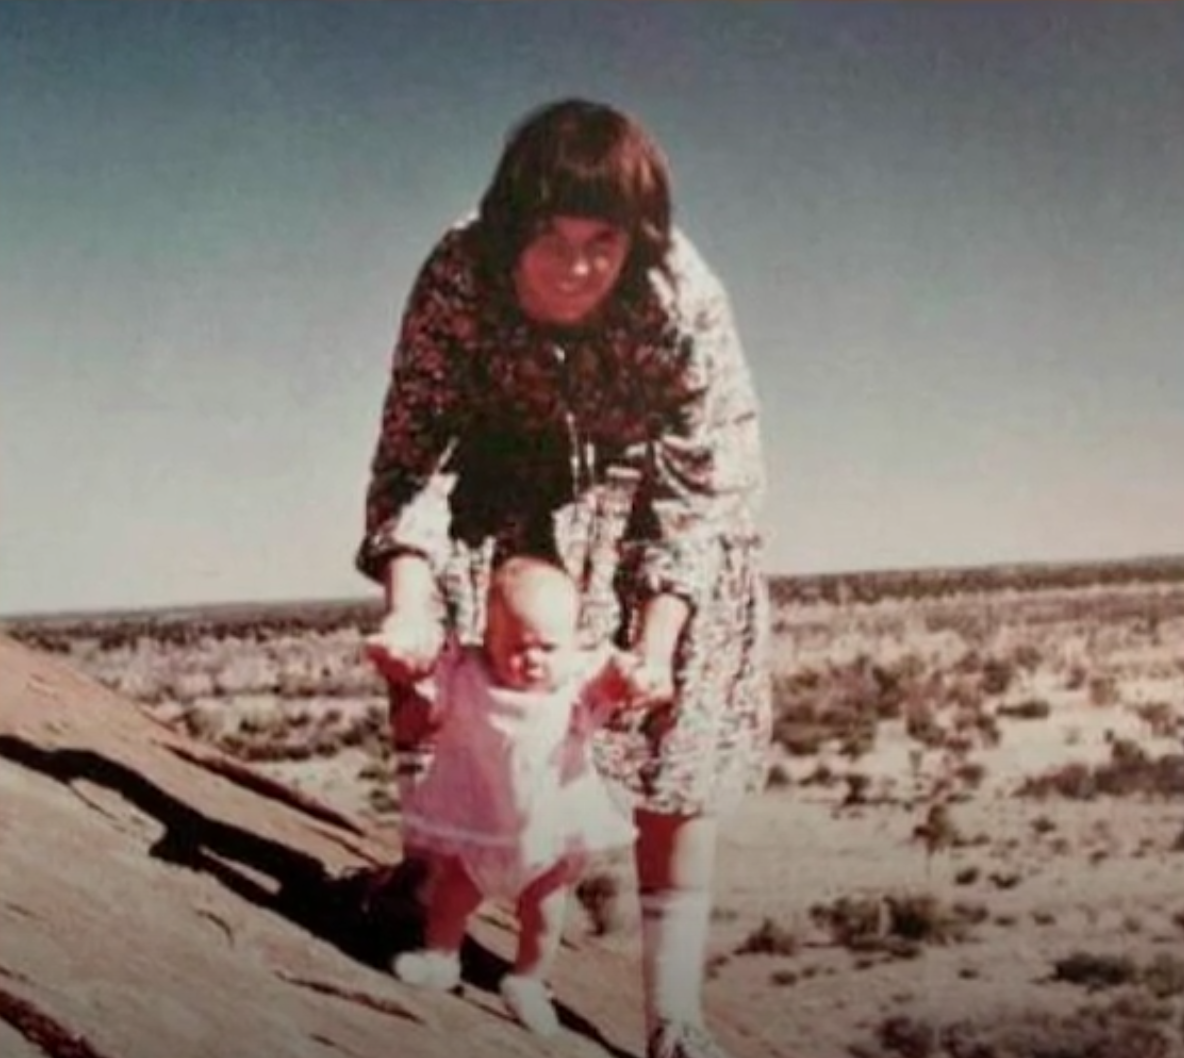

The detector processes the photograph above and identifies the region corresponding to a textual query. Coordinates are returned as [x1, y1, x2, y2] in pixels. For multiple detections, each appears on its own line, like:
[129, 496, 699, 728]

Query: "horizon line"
[4, 549, 1183, 626]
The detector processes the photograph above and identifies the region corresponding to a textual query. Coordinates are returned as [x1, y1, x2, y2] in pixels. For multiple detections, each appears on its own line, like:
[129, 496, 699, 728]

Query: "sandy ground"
[259, 704, 1184, 1056]
[9, 574, 1184, 1056]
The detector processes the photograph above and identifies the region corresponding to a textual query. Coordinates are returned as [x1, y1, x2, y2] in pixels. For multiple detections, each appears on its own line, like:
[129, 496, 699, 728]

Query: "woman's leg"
[635, 809, 720, 1045]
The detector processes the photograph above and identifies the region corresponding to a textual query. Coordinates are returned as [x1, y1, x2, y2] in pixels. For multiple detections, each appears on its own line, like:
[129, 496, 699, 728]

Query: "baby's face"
[485, 587, 579, 692]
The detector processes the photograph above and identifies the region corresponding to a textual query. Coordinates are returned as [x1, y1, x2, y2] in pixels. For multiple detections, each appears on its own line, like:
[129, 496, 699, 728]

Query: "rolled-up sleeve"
[634, 252, 766, 610]
[355, 237, 473, 583]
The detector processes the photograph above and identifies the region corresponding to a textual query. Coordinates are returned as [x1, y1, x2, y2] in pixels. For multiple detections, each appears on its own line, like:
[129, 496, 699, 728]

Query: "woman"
[358, 98, 771, 1058]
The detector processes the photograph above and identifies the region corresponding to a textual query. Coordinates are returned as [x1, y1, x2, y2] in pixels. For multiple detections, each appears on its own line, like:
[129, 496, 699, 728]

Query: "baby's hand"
[611, 651, 675, 710]
[363, 610, 442, 684]
[581, 650, 670, 732]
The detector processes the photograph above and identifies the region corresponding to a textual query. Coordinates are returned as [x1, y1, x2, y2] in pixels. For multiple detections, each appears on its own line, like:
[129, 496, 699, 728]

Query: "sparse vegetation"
[1052, 951, 1140, 990]
[808, 891, 980, 959]
[734, 916, 798, 957]
[574, 869, 623, 936]
[1018, 738, 1184, 801]
[7, 557, 1184, 1057]
[998, 698, 1052, 721]
[857, 1004, 1177, 1058]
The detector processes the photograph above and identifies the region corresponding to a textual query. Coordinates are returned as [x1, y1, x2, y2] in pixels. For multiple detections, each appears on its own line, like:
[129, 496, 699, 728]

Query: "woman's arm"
[357, 230, 477, 680]
[356, 229, 476, 586]
[364, 551, 443, 683]
[631, 235, 766, 664]
[632, 593, 691, 672]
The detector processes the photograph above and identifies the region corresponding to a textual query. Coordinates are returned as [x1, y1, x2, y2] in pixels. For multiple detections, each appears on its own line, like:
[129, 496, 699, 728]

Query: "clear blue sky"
[3, 1, 1182, 615]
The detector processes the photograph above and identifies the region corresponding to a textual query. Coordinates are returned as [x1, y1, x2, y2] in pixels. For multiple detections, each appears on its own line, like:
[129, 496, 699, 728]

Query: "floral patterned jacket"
[355, 217, 765, 611]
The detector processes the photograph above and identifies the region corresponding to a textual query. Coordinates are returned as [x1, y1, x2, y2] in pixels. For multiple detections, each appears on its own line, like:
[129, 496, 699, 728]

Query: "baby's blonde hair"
[489, 555, 579, 627]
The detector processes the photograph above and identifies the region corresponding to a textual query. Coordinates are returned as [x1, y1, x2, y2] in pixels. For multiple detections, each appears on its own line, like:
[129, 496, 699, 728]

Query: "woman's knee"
[634, 810, 718, 891]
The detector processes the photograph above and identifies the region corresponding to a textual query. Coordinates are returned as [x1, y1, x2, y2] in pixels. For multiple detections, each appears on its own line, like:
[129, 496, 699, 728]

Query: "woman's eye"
[531, 235, 564, 258]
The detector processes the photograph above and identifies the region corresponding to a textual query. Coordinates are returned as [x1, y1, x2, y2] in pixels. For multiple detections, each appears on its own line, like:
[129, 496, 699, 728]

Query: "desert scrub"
[212, 655, 279, 696]
[734, 916, 798, 957]
[1018, 738, 1184, 800]
[210, 701, 383, 764]
[110, 664, 167, 704]
[771, 654, 932, 759]
[178, 703, 227, 743]
[334, 702, 387, 753]
[1088, 674, 1121, 708]
[861, 1004, 1176, 1058]
[166, 668, 217, 703]
[952, 759, 987, 790]
[764, 761, 792, 789]
[873, 1015, 936, 1058]
[903, 700, 944, 749]
[979, 654, 1017, 696]
[1140, 952, 1184, 999]
[367, 784, 398, 815]
[357, 757, 393, 783]
[997, 697, 1052, 720]
[574, 870, 623, 936]
[809, 891, 979, 958]
[1052, 951, 1139, 990]
[1133, 700, 1179, 738]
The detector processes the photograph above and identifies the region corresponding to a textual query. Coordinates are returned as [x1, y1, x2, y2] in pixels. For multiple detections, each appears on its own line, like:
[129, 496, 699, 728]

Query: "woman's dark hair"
[477, 99, 673, 295]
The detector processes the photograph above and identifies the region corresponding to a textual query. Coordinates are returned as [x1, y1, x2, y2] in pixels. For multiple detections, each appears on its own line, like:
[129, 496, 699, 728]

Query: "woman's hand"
[363, 609, 443, 684]
[622, 591, 687, 708]
[364, 552, 442, 683]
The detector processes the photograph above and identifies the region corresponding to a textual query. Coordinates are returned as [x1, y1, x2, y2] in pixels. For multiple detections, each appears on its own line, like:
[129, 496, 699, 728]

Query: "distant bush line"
[4, 553, 1184, 653]
[769, 553, 1184, 607]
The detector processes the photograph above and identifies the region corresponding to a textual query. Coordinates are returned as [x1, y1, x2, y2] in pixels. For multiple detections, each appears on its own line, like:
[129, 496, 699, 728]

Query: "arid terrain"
[5, 554, 1184, 1057]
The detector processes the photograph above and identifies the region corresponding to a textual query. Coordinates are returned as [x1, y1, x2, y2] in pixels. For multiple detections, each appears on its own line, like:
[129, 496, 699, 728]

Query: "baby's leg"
[499, 856, 584, 1036]
[389, 682, 436, 829]
[425, 854, 484, 951]
[514, 857, 579, 978]
[392, 855, 483, 990]
[388, 683, 440, 907]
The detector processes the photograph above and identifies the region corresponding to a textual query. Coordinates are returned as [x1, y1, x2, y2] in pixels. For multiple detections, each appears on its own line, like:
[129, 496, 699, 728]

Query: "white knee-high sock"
[640, 888, 712, 1032]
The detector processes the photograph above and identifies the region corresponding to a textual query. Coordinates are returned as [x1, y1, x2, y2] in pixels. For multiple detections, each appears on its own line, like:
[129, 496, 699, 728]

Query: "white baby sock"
[640, 888, 712, 1033]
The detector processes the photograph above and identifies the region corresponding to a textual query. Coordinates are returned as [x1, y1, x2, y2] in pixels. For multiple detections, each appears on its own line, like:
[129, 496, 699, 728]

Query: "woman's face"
[513, 215, 632, 327]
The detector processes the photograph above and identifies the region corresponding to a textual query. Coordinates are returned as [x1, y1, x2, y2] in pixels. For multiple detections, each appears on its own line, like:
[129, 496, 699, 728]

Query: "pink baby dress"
[400, 642, 635, 900]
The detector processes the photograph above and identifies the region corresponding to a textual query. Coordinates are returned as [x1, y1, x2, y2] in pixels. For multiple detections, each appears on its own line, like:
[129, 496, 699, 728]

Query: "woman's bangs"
[546, 170, 634, 225]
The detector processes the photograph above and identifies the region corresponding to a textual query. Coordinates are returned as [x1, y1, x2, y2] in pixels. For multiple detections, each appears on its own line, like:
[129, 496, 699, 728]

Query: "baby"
[379, 555, 638, 1036]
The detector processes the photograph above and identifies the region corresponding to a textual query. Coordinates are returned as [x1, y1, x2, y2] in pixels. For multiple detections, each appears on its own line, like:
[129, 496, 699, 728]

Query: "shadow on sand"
[0, 735, 637, 1057]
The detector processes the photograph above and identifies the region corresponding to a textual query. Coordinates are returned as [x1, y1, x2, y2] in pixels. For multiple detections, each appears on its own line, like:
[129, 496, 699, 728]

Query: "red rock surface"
[0, 634, 678, 1058]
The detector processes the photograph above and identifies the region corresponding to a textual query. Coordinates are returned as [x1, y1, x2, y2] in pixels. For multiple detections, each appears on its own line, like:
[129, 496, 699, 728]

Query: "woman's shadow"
[0, 735, 636, 1057]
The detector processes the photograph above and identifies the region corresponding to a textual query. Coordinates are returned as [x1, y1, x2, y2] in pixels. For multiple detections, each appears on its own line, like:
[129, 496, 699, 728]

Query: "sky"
[2, 1, 1182, 616]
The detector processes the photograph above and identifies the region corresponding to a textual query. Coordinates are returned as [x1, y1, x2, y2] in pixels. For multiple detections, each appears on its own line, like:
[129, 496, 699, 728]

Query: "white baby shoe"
[499, 973, 560, 1037]
[391, 949, 461, 991]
